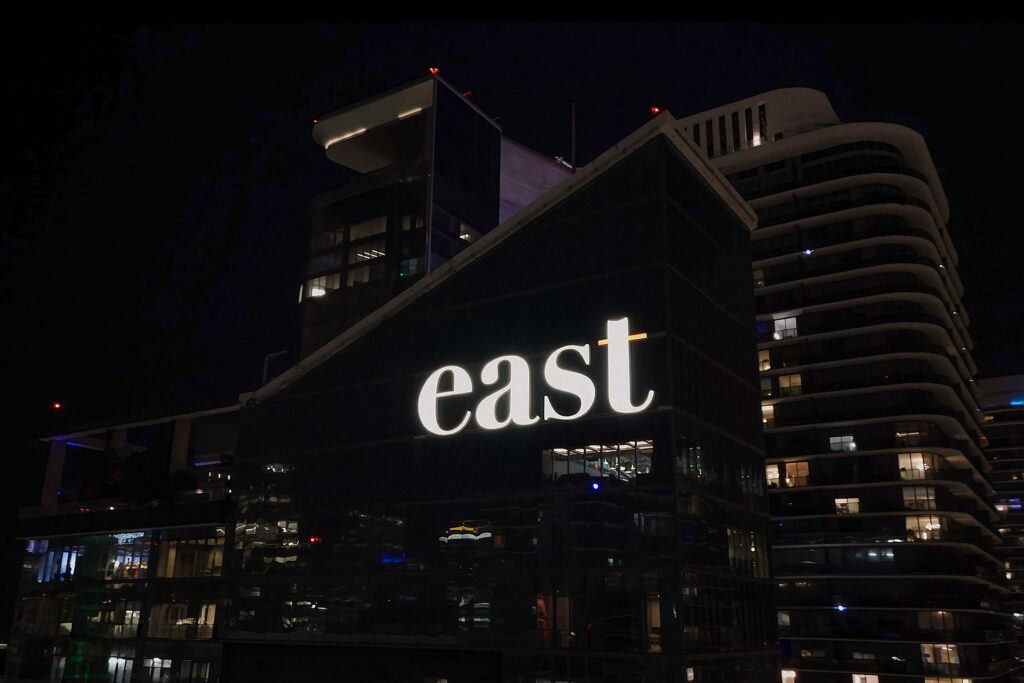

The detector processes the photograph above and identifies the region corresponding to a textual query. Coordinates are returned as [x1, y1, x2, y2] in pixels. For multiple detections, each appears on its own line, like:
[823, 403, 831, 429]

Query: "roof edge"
[244, 113, 755, 406]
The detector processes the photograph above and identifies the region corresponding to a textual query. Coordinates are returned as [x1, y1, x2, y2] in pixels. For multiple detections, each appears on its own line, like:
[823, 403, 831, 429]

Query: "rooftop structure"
[300, 74, 570, 357]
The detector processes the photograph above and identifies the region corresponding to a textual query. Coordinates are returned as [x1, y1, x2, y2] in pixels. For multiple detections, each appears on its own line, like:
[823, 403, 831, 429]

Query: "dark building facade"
[979, 375, 1024, 668]
[7, 85, 775, 682]
[5, 406, 239, 682]
[679, 89, 1014, 682]
[223, 114, 775, 681]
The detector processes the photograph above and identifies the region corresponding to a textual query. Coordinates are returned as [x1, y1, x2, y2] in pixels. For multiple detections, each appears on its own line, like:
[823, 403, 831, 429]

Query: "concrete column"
[40, 440, 67, 515]
[170, 418, 192, 474]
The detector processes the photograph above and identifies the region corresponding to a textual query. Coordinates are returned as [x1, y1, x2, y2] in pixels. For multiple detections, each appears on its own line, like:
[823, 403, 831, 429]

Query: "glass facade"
[9, 88, 776, 683]
[226, 135, 775, 681]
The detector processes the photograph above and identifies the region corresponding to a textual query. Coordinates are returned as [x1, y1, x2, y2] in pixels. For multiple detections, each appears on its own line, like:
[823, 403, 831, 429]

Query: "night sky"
[4, 22, 1024, 444]
[2, 21, 1024, 651]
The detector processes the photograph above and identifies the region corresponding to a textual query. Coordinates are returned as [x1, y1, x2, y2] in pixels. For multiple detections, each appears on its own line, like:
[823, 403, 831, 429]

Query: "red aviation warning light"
[650, 106, 661, 115]
[428, 67, 439, 75]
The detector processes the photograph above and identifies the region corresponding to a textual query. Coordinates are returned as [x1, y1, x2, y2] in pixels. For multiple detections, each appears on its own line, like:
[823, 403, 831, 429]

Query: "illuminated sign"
[417, 317, 654, 436]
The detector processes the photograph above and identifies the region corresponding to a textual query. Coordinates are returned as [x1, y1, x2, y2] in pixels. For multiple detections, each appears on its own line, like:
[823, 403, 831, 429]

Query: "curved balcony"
[756, 291, 974, 366]
[756, 266, 959, 319]
[736, 155, 928, 200]
[766, 382, 984, 442]
[751, 203, 961, 283]
[756, 235, 944, 284]
[763, 357, 980, 421]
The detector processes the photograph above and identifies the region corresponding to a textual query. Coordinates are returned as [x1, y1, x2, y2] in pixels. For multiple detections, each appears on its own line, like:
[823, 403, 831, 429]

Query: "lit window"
[106, 657, 133, 683]
[785, 461, 810, 487]
[401, 213, 423, 231]
[347, 237, 385, 263]
[779, 373, 802, 396]
[852, 675, 879, 683]
[773, 317, 798, 340]
[777, 610, 790, 626]
[907, 515, 943, 541]
[758, 349, 772, 371]
[753, 269, 765, 287]
[310, 227, 344, 251]
[542, 440, 653, 483]
[766, 464, 780, 488]
[903, 486, 937, 511]
[918, 610, 954, 631]
[835, 497, 860, 514]
[141, 658, 172, 680]
[304, 272, 340, 299]
[458, 222, 480, 243]
[895, 421, 929, 446]
[995, 498, 1022, 512]
[899, 452, 935, 480]
[349, 215, 387, 240]
[920, 643, 959, 671]
[761, 404, 775, 427]
[829, 435, 857, 452]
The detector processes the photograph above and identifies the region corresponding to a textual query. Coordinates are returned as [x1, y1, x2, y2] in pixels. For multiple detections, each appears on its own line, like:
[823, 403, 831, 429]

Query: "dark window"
[758, 103, 767, 142]
[745, 107, 754, 145]
[718, 115, 727, 156]
[731, 111, 740, 151]
[693, 125, 700, 147]
[705, 120, 714, 157]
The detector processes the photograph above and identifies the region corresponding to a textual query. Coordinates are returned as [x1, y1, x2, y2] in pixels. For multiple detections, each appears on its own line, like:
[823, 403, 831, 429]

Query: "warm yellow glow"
[323, 127, 367, 149]
[597, 332, 647, 346]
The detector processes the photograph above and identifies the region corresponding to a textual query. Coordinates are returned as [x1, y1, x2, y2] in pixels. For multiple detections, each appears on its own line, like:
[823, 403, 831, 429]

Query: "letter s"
[542, 344, 596, 421]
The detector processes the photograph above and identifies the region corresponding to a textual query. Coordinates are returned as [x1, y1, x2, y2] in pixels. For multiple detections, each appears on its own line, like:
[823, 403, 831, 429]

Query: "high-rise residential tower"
[679, 89, 1014, 682]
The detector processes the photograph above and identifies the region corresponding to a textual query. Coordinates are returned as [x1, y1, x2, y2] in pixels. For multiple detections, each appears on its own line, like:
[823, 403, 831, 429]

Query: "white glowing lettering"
[417, 365, 474, 436]
[604, 317, 655, 413]
[475, 355, 540, 429]
[542, 344, 596, 421]
[416, 318, 653, 435]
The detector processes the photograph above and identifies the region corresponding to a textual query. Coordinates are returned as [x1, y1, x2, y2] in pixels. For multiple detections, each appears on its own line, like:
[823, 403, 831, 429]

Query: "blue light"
[803, 249, 813, 255]
[591, 481, 600, 491]
[1011, 398, 1024, 406]
[380, 553, 406, 564]
[834, 604, 846, 612]
[66, 442, 85, 447]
